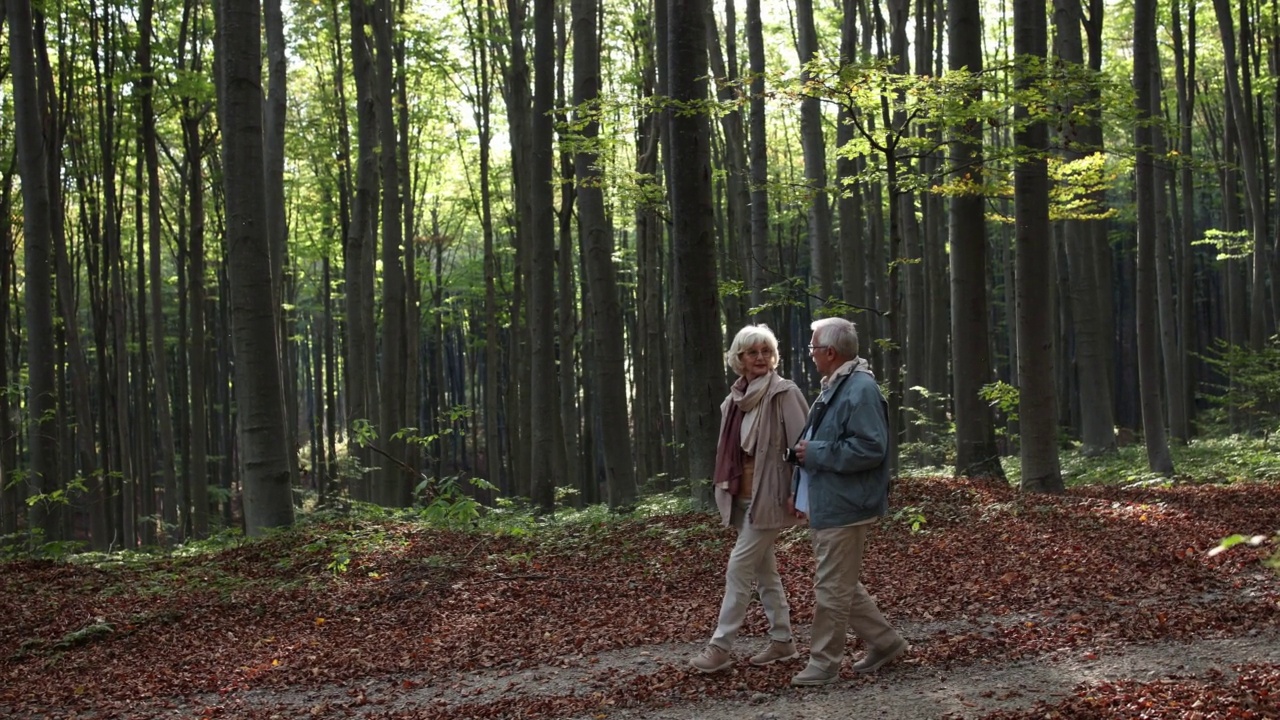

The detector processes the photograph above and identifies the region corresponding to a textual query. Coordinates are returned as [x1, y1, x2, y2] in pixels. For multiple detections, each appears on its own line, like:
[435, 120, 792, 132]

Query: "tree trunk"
[140, 0, 181, 542]
[1054, 0, 1116, 455]
[795, 0, 836, 312]
[947, 0, 1005, 480]
[1149, 62, 1190, 443]
[217, 0, 297, 534]
[374, 0, 407, 506]
[8, 0, 60, 542]
[1171, 0, 1198, 430]
[746, 0, 771, 318]
[344, 0, 378, 501]
[668, 0, 722, 506]
[264, 0, 298, 495]
[1014, 0, 1063, 492]
[1210, 0, 1268, 351]
[0, 161, 17, 536]
[1133, 0, 1175, 475]
[574, 0, 636, 510]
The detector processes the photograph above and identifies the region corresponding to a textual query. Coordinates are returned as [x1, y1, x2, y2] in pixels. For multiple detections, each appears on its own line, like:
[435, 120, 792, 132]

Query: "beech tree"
[1133, 0, 1174, 476]
[7, 0, 60, 542]
[1014, 0, 1063, 492]
[947, 0, 1005, 480]
[216, 0, 295, 534]
[668, 0, 722, 502]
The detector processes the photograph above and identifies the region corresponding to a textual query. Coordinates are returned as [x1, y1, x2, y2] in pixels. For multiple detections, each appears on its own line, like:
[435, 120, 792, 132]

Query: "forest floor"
[2, 477, 1279, 719]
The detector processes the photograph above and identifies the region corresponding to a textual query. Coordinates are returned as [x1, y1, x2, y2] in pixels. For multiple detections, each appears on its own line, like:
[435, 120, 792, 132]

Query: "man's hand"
[793, 439, 808, 466]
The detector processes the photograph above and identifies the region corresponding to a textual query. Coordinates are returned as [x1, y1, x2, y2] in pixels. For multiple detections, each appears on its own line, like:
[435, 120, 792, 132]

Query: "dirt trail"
[171, 621, 1280, 719]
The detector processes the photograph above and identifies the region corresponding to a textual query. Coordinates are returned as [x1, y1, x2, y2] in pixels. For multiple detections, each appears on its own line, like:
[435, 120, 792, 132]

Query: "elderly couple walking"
[689, 317, 907, 687]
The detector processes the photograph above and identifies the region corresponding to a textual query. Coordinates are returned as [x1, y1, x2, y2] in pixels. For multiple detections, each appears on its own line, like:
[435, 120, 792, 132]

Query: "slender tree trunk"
[139, 0, 180, 543]
[1133, 0, 1175, 475]
[948, 0, 1005, 480]
[1149, 63, 1190, 443]
[182, 97, 210, 539]
[1054, 0, 1115, 455]
[397, 18, 420, 498]
[374, 0, 407, 505]
[550, 11, 582, 496]
[264, 0, 298, 495]
[574, 0, 637, 510]
[1210, 0, 1268, 350]
[0, 161, 18, 536]
[746, 0, 771, 318]
[836, 0, 865, 334]
[795, 0, 836, 312]
[1172, 0, 1198, 429]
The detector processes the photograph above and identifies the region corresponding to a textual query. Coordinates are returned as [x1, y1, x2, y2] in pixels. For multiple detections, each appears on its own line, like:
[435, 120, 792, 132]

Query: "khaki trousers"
[709, 499, 793, 649]
[805, 523, 901, 673]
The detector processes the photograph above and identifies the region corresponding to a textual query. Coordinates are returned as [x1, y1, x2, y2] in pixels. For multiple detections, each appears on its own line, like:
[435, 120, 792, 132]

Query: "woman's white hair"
[725, 324, 781, 377]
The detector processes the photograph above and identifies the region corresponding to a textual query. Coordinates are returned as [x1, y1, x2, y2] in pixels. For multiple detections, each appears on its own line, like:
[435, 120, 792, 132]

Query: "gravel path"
[162, 621, 1280, 719]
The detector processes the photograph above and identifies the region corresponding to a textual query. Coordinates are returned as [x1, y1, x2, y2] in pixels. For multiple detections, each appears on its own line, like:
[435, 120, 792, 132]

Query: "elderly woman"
[690, 324, 810, 673]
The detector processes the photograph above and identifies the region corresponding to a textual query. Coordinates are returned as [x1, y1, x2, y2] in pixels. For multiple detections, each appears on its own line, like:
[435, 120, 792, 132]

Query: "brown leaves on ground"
[1, 477, 1278, 719]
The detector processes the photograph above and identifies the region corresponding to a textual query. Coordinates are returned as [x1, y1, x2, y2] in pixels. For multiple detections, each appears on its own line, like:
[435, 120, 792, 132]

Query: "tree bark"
[374, 0, 407, 506]
[668, 0, 722, 506]
[1133, 0, 1175, 475]
[1014, 0, 1064, 492]
[575, 0, 636, 510]
[217, 0, 296, 534]
[947, 0, 1006, 480]
[1054, 0, 1115, 455]
[8, 0, 60, 542]
[795, 0, 836, 312]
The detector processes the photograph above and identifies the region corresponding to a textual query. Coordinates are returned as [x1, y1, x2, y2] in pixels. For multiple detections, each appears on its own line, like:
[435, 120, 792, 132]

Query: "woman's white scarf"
[733, 372, 774, 455]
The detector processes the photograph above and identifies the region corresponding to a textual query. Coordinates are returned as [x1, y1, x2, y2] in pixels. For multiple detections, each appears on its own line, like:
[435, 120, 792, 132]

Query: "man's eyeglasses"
[740, 348, 775, 359]
[807, 344, 829, 353]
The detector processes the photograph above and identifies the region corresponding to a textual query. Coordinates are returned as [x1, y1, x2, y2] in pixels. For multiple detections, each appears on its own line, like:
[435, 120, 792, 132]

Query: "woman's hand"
[786, 494, 806, 521]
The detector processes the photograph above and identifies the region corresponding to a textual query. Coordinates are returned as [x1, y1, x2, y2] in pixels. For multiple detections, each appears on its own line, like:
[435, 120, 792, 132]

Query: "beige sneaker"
[850, 637, 908, 673]
[749, 640, 798, 666]
[790, 664, 840, 686]
[689, 644, 733, 673]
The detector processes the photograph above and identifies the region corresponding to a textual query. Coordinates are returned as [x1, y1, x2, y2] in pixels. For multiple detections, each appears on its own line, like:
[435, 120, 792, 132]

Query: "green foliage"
[980, 381, 1020, 426]
[415, 476, 494, 529]
[24, 475, 90, 510]
[1197, 338, 1280, 436]
[1053, 436, 1280, 486]
[899, 386, 955, 468]
[1211, 533, 1280, 576]
[1193, 229, 1253, 262]
[891, 505, 928, 534]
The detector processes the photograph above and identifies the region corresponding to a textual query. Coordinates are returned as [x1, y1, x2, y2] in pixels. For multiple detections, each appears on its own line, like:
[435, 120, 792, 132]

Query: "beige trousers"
[709, 499, 793, 649]
[805, 523, 902, 673]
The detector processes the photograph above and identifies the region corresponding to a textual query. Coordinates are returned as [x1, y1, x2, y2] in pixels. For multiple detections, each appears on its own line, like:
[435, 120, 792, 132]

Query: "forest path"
[178, 618, 1280, 719]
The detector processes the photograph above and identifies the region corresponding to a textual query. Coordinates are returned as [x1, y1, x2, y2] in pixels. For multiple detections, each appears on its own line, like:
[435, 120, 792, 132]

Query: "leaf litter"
[1, 477, 1277, 719]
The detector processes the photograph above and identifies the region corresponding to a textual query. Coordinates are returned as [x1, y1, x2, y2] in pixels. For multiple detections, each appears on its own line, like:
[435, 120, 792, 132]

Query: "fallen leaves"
[0, 477, 1277, 719]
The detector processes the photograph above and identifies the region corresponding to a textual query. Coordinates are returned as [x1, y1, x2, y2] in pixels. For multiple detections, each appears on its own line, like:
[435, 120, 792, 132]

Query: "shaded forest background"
[2, 0, 1280, 550]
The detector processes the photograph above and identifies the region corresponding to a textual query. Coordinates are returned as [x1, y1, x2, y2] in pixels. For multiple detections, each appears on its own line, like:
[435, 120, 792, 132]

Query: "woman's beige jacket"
[714, 372, 810, 530]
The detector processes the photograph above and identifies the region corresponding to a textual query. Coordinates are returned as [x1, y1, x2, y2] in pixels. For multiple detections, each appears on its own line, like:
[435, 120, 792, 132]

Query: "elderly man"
[786, 316, 907, 687]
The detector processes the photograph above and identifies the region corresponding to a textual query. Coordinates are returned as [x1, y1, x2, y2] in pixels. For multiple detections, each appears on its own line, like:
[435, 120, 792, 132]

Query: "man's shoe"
[749, 640, 799, 666]
[689, 644, 733, 673]
[790, 664, 839, 686]
[851, 637, 908, 673]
